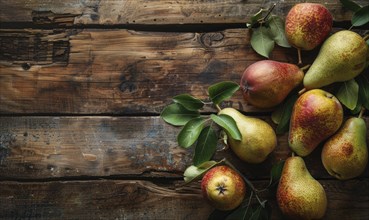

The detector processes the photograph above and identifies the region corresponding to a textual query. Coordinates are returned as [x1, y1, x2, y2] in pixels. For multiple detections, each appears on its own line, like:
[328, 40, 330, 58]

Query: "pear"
[219, 108, 277, 163]
[289, 89, 343, 156]
[322, 116, 368, 180]
[277, 156, 327, 219]
[285, 3, 333, 64]
[240, 60, 304, 109]
[304, 30, 368, 89]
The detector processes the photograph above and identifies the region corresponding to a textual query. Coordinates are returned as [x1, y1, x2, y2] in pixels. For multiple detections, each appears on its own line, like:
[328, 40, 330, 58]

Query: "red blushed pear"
[285, 3, 333, 64]
[201, 165, 246, 211]
[288, 89, 343, 157]
[240, 60, 304, 109]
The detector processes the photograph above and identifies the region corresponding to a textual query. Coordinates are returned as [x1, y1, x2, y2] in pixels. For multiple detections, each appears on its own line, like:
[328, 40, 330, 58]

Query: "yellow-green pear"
[277, 156, 327, 219]
[322, 117, 368, 180]
[218, 108, 277, 163]
[304, 30, 368, 89]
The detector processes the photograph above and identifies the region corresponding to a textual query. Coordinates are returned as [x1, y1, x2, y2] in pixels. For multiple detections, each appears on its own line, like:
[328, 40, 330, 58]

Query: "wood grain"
[1, 116, 368, 180]
[0, 179, 368, 220]
[0, 0, 364, 25]
[0, 28, 317, 114]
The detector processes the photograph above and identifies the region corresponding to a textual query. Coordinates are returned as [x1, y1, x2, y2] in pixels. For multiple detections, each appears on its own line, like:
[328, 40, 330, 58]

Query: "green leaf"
[211, 114, 242, 141]
[356, 73, 369, 109]
[275, 93, 299, 134]
[268, 15, 291, 48]
[250, 26, 275, 58]
[336, 79, 359, 110]
[271, 104, 283, 124]
[352, 5, 369, 26]
[269, 160, 285, 188]
[177, 117, 206, 148]
[173, 94, 204, 111]
[340, 0, 362, 12]
[351, 96, 362, 114]
[226, 205, 253, 220]
[161, 103, 200, 126]
[183, 161, 219, 183]
[249, 203, 271, 220]
[208, 81, 240, 105]
[193, 126, 218, 166]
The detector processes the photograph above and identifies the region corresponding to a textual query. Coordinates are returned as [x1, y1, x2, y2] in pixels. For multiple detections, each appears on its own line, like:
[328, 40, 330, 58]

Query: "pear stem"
[363, 35, 369, 41]
[300, 64, 310, 72]
[358, 107, 365, 119]
[292, 151, 295, 157]
[215, 104, 222, 112]
[298, 88, 307, 95]
[297, 48, 302, 65]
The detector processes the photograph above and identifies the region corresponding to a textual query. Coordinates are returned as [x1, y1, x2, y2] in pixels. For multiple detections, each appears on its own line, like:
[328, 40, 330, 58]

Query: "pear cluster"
[218, 2, 368, 219]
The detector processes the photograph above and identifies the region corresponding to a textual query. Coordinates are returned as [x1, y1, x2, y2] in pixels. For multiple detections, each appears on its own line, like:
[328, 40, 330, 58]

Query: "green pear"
[219, 108, 277, 163]
[289, 89, 343, 156]
[322, 117, 368, 180]
[277, 156, 327, 219]
[304, 30, 368, 89]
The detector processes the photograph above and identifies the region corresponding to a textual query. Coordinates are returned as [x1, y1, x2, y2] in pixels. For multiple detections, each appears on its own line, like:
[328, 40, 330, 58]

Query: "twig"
[300, 64, 311, 72]
[358, 107, 365, 119]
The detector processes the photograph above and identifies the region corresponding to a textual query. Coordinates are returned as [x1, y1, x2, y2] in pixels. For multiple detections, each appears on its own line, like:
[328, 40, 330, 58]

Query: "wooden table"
[1, 0, 368, 219]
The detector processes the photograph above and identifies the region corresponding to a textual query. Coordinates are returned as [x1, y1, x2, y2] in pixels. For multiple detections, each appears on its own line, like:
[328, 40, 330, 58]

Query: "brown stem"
[363, 35, 369, 41]
[300, 64, 311, 72]
[297, 48, 302, 65]
[215, 104, 222, 112]
[298, 88, 307, 95]
[358, 107, 365, 119]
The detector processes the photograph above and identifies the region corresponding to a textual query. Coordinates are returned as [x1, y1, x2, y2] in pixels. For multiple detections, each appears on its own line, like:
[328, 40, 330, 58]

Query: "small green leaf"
[251, 26, 275, 58]
[275, 93, 299, 134]
[271, 104, 283, 124]
[336, 79, 359, 110]
[177, 117, 206, 148]
[356, 73, 369, 109]
[183, 161, 218, 183]
[226, 205, 253, 220]
[352, 5, 369, 26]
[340, 0, 362, 12]
[193, 126, 218, 166]
[161, 103, 200, 126]
[208, 81, 240, 105]
[211, 114, 242, 141]
[249, 203, 271, 220]
[268, 15, 291, 48]
[269, 160, 285, 187]
[351, 96, 362, 114]
[173, 94, 204, 111]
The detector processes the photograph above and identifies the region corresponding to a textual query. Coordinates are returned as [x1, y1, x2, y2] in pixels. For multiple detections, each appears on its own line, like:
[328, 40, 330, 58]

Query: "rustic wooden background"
[1, 0, 368, 219]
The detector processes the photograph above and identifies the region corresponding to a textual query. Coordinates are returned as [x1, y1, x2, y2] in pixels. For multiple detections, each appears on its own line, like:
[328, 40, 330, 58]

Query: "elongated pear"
[322, 117, 368, 180]
[304, 30, 368, 89]
[277, 156, 327, 219]
[289, 89, 343, 156]
[219, 108, 277, 163]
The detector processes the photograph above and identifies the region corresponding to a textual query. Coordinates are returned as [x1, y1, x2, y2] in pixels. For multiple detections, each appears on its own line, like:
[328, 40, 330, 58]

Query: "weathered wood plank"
[0, 0, 364, 25]
[1, 116, 368, 180]
[0, 28, 299, 114]
[0, 179, 368, 219]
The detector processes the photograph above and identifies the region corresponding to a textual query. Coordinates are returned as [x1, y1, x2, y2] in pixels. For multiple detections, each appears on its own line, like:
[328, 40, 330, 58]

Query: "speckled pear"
[288, 89, 343, 156]
[218, 108, 277, 163]
[277, 156, 327, 219]
[322, 117, 368, 180]
[304, 30, 368, 89]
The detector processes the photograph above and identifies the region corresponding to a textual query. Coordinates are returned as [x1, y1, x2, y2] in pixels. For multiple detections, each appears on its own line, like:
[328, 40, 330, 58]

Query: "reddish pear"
[240, 60, 304, 109]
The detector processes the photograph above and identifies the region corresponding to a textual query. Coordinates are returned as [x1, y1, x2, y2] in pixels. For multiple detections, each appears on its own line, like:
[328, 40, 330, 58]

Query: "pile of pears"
[221, 2, 368, 219]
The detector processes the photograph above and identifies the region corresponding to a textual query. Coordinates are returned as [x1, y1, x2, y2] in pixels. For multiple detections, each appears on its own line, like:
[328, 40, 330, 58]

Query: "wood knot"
[200, 32, 224, 47]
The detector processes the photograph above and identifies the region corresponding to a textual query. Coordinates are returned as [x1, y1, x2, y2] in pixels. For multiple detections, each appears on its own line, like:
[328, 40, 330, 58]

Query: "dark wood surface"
[1, 0, 369, 219]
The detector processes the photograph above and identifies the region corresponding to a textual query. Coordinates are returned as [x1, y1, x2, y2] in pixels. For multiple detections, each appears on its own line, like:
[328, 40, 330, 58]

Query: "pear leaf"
[339, 0, 362, 12]
[193, 126, 218, 166]
[225, 204, 253, 220]
[251, 26, 275, 58]
[208, 81, 240, 105]
[173, 94, 204, 111]
[275, 93, 299, 134]
[352, 5, 369, 26]
[336, 79, 359, 110]
[211, 114, 242, 141]
[268, 15, 291, 48]
[269, 160, 285, 188]
[271, 104, 283, 124]
[161, 103, 200, 126]
[177, 117, 206, 148]
[356, 73, 369, 109]
[183, 161, 219, 183]
[249, 202, 271, 220]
